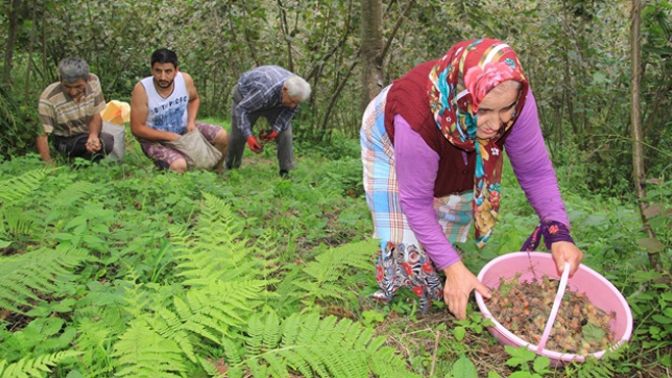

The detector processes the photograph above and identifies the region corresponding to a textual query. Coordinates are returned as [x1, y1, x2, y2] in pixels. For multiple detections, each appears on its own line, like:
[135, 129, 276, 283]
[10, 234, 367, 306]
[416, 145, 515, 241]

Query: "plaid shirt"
[38, 74, 106, 137]
[234, 65, 297, 137]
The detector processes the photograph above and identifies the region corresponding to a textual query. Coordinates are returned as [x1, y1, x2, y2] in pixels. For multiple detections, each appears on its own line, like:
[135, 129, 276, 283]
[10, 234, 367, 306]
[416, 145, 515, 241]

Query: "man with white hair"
[37, 57, 113, 164]
[226, 65, 311, 177]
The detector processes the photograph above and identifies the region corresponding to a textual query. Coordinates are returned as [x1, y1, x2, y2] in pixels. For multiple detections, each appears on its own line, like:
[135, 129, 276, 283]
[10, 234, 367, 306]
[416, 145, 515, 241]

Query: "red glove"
[247, 135, 263, 153]
[260, 129, 279, 142]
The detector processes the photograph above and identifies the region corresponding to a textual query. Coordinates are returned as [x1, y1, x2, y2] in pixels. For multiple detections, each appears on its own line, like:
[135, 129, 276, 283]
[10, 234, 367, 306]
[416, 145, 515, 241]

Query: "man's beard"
[155, 78, 174, 89]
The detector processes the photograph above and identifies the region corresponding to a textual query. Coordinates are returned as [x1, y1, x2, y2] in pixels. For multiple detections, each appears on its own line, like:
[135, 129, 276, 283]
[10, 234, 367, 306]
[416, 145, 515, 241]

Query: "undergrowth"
[0, 130, 669, 377]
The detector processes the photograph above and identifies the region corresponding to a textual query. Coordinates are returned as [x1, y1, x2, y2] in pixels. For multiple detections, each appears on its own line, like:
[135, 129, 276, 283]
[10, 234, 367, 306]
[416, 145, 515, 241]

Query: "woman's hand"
[551, 241, 584, 277]
[443, 261, 491, 319]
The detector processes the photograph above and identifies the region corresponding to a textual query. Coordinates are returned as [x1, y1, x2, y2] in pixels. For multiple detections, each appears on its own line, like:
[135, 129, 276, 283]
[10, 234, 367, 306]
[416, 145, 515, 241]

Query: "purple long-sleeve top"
[394, 90, 569, 271]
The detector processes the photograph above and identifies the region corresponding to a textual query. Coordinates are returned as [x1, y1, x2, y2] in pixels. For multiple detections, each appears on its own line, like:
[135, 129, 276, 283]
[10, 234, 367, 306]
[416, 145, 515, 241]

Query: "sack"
[165, 130, 222, 169]
[102, 121, 125, 161]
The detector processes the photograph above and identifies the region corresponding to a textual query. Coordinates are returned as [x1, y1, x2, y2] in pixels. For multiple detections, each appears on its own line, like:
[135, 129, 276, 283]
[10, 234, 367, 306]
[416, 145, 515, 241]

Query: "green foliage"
[0, 169, 48, 205]
[0, 86, 35, 159]
[221, 312, 419, 378]
[445, 355, 478, 378]
[0, 248, 89, 313]
[0, 351, 79, 378]
[293, 239, 377, 311]
[503, 346, 551, 378]
[152, 280, 269, 357]
[0, 168, 48, 247]
[171, 192, 263, 286]
[112, 319, 187, 378]
[0, 122, 670, 377]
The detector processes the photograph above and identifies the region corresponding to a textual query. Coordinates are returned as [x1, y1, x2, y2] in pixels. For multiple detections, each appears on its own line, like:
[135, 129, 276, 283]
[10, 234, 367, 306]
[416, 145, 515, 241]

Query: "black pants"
[52, 132, 114, 163]
[226, 86, 295, 172]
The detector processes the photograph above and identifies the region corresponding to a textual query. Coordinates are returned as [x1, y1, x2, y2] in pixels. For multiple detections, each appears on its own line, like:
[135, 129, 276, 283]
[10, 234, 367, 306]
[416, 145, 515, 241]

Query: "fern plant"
[109, 193, 271, 376]
[112, 319, 187, 378]
[150, 279, 269, 362]
[253, 229, 285, 280]
[0, 248, 90, 313]
[0, 169, 48, 206]
[0, 169, 49, 248]
[292, 239, 378, 310]
[217, 312, 419, 378]
[0, 351, 79, 378]
[73, 316, 119, 378]
[170, 192, 263, 286]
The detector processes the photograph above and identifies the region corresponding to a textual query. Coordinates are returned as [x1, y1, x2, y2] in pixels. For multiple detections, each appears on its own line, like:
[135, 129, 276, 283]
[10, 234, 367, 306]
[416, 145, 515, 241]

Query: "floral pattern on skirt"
[374, 242, 444, 313]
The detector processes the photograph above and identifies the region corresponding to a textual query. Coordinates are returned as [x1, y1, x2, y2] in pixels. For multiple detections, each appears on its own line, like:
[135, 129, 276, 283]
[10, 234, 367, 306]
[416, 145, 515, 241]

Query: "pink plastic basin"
[474, 252, 633, 363]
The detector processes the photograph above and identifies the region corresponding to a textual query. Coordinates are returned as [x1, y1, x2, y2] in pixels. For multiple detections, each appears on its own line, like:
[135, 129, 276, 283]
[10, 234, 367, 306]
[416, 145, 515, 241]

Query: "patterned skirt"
[361, 86, 473, 312]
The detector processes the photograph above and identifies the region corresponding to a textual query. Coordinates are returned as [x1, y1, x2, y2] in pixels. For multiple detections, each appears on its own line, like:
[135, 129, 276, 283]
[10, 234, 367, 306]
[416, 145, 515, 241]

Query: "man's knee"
[169, 158, 188, 173]
[214, 129, 229, 148]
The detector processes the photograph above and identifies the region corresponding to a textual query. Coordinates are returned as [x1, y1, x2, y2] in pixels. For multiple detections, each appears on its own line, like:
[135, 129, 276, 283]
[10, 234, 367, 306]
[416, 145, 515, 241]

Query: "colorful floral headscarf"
[428, 38, 529, 248]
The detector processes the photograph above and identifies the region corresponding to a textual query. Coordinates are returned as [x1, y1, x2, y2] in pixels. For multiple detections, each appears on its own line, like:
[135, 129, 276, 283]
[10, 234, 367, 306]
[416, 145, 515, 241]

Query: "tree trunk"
[2, 0, 22, 86]
[23, 3, 37, 100]
[630, 0, 661, 271]
[360, 0, 384, 112]
[320, 54, 360, 140]
[277, 0, 294, 72]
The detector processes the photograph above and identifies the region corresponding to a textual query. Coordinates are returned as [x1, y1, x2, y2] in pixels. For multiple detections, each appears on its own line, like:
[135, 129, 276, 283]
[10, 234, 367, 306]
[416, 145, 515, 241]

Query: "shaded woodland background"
[1, 0, 670, 197]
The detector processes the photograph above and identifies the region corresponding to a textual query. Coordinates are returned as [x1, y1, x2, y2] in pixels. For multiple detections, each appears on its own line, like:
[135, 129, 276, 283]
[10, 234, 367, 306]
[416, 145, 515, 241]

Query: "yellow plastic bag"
[100, 100, 130, 161]
[100, 100, 130, 125]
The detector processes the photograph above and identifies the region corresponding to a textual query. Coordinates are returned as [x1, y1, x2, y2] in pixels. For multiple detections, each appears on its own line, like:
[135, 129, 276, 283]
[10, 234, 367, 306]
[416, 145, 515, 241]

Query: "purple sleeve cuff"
[393, 114, 461, 270]
[521, 220, 575, 251]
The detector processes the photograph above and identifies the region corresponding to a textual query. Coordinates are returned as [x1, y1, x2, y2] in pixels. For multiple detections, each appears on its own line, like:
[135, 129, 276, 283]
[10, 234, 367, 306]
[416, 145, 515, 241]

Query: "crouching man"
[226, 65, 310, 177]
[37, 57, 113, 165]
[130, 48, 228, 172]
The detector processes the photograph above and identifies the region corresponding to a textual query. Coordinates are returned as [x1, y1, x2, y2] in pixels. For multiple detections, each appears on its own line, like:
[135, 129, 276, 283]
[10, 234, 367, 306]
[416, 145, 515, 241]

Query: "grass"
[0, 121, 670, 377]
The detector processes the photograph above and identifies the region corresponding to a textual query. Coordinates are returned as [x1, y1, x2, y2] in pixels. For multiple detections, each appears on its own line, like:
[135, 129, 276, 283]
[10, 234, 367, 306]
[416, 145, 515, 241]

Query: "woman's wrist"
[442, 259, 464, 276]
[521, 220, 574, 252]
[541, 221, 574, 250]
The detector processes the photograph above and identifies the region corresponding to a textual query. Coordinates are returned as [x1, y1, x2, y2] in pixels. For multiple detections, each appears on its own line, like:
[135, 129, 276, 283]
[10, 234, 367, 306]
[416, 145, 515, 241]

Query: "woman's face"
[475, 81, 519, 139]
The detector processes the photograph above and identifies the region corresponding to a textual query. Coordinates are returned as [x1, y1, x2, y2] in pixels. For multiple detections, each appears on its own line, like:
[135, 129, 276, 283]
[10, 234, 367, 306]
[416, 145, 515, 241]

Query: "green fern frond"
[253, 230, 285, 279]
[0, 209, 35, 240]
[567, 354, 618, 378]
[150, 280, 268, 362]
[112, 319, 187, 378]
[228, 312, 417, 378]
[198, 356, 230, 378]
[262, 311, 282, 352]
[118, 277, 152, 319]
[245, 312, 265, 356]
[0, 248, 89, 313]
[154, 307, 198, 362]
[48, 181, 99, 210]
[0, 350, 79, 378]
[74, 317, 118, 377]
[220, 337, 243, 365]
[295, 239, 378, 309]
[171, 193, 263, 287]
[0, 169, 49, 206]
[368, 346, 420, 378]
[304, 239, 377, 282]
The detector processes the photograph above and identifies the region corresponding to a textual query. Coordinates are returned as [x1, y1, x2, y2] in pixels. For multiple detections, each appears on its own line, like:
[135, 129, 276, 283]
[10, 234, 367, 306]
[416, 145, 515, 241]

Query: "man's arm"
[36, 99, 55, 164]
[130, 82, 179, 142]
[85, 112, 103, 153]
[234, 85, 266, 138]
[183, 72, 199, 132]
[86, 74, 105, 152]
[271, 107, 297, 133]
[35, 135, 53, 164]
